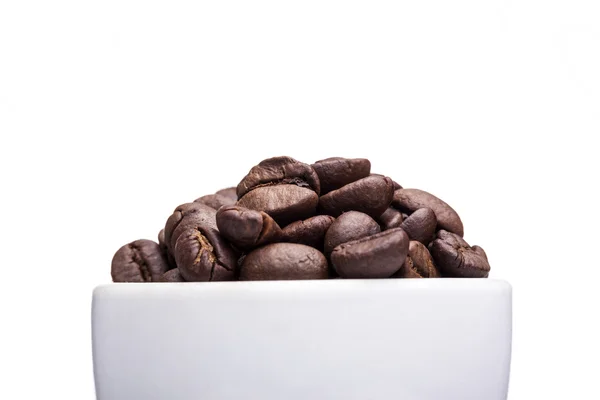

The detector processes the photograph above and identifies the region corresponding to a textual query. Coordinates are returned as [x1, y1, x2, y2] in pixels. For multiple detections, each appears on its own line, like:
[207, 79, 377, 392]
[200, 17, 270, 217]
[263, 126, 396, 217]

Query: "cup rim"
[93, 278, 511, 295]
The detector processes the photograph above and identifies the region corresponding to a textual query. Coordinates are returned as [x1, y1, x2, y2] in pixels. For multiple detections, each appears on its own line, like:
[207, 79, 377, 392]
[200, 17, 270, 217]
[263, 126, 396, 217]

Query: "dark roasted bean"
[392, 189, 464, 236]
[319, 175, 394, 218]
[216, 205, 282, 250]
[429, 230, 490, 278]
[111, 240, 170, 282]
[239, 243, 328, 281]
[330, 228, 409, 279]
[324, 211, 380, 257]
[311, 157, 370, 194]
[281, 215, 335, 250]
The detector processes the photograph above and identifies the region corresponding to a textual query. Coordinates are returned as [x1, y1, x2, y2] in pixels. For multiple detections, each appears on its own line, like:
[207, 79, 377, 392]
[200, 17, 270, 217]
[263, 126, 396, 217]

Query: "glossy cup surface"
[92, 278, 512, 400]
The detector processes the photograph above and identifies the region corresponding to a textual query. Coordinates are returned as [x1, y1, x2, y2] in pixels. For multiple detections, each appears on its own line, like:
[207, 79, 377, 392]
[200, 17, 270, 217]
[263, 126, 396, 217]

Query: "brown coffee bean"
[164, 202, 217, 252]
[330, 228, 409, 279]
[216, 205, 282, 250]
[392, 189, 464, 236]
[236, 185, 319, 227]
[472, 245, 488, 261]
[158, 229, 176, 269]
[174, 226, 237, 281]
[194, 193, 235, 210]
[400, 208, 437, 244]
[281, 215, 335, 249]
[215, 187, 238, 201]
[311, 157, 371, 194]
[371, 173, 402, 190]
[239, 243, 328, 281]
[393, 241, 440, 278]
[429, 230, 490, 277]
[377, 207, 404, 230]
[324, 211, 380, 257]
[318, 175, 394, 218]
[111, 239, 170, 282]
[158, 229, 168, 255]
[160, 268, 185, 282]
[236, 156, 321, 198]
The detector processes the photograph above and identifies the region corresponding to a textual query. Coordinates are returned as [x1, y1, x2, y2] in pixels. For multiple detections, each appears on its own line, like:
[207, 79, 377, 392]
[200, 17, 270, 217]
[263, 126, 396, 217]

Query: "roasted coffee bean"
[216, 205, 282, 250]
[400, 208, 437, 244]
[170, 211, 219, 255]
[319, 175, 394, 218]
[378, 207, 404, 230]
[174, 225, 237, 281]
[472, 245, 488, 261]
[429, 230, 490, 278]
[393, 241, 440, 278]
[392, 189, 464, 236]
[158, 229, 168, 255]
[194, 193, 235, 210]
[237, 156, 320, 198]
[371, 173, 402, 190]
[164, 202, 217, 251]
[324, 211, 380, 257]
[160, 268, 185, 282]
[158, 229, 176, 268]
[330, 228, 409, 279]
[216, 187, 238, 201]
[281, 215, 335, 249]
[236, 184, 318, 227]
[311, 157, 370, 194]
[239, 243, 328, 281]
[111, 239, 170, 282]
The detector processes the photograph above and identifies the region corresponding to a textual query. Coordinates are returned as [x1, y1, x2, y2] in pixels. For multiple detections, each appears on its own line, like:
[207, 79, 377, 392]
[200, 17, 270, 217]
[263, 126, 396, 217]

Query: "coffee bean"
[158, 229, 176, 268]
[377, 207, 404, 230]
[174, 225, 237, 281]
[311, 157, 370, 194]
[194, 193, 235, 210]
[371, 173, 402, 190]
[216, 205, 282, 250]
[158, 229, 168, 255]
[237, 156, 320, 198]
[392, 189, 464, 236]
[111, 239, 170, 282]
[170, 211, 219, 256]
[399, 208, 437, 244]
[281, 215, 335, 249]
[331, 228, 409, 278]
[215, 187, 238, 201]
[429, 230, 490, 277]
[160, 268, 185, 282]
[164, 202, 217, 252]
[236, 184, 319, 227]
[472, 245, 488, 261]
[318, 175, 394, 218]
[324, 211, 380, 257]
[239, 243, 328, 281]
[393, 241, 440, 278]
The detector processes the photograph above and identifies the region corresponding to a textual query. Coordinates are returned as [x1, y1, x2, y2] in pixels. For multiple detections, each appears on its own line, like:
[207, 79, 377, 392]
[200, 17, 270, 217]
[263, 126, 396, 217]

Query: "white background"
[1, 1, 599, 399]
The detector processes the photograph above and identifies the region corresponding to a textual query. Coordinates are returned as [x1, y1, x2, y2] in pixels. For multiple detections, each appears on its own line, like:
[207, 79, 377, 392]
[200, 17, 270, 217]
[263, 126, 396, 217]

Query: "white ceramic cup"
[92, 278, 512, 400]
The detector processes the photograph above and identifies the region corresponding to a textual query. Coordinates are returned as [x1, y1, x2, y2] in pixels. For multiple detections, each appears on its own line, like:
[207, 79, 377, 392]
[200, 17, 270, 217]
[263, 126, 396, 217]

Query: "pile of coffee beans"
[111, 156, 491, 282]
